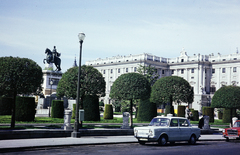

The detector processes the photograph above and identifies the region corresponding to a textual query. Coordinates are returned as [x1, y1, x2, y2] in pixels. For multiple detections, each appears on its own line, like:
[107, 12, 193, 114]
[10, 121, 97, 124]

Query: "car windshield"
[233, 121, 240, 127]
[149, 118, 170, 126]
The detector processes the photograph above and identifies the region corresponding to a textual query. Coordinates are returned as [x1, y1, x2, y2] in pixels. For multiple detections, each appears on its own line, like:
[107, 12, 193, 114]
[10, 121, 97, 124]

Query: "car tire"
[226, 138, 229, 142]
[138, 140, 146, 145]
[188, 135, 196, 145]
[158, 135, 167, 146]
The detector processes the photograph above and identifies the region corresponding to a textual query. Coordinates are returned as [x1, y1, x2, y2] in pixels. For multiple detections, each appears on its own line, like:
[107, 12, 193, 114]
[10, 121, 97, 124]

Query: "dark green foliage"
[165, 105, 174, 116]
[83, 95, 100, 121]
[218, 111, 223, 119]
[112, 100, 121, 112]
[211, 86, 240, 109]
[137, 98, 157, 121]
[51, 100, 64, 118]
[177, 105, 185, 117]
[222, 108, 237, 123]
[99, 101, 104, 106]
[110, 73, 151, 101]
[202, 107, 214, 123]
[151, 76, 194, 115]
[122, 107, 130, 112]
[0, 57, 43, 128]
[57, 65, 106, 104]
[0, 97, 13, 115]
[15, 97, 35, 121]
[110, 72, 151, 127]
[191, 110, 199, 121]
[104, 104, 113, 119]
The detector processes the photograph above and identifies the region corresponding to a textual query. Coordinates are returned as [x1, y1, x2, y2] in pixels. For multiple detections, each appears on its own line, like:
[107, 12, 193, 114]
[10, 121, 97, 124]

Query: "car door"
[179, 119, 191, 140]
[168, 118, 180, 141]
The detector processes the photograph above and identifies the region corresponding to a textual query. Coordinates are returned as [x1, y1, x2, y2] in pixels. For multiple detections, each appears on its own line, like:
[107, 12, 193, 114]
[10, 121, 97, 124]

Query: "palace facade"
[85, 48, 240, 112]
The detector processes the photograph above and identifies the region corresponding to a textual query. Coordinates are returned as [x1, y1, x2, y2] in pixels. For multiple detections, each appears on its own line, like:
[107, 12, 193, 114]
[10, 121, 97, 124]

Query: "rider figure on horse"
[52, 46, 60, 63]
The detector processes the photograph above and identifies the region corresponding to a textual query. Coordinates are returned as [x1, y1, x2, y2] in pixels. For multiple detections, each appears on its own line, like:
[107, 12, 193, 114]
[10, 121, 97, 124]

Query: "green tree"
[137, 64, 159, 86]
[211, 85, 240, 126]
[56, 65, 106, 126]
[0, 57, 43, 128]
[110, 72, 151, 127]
[150, 76, 193, 115]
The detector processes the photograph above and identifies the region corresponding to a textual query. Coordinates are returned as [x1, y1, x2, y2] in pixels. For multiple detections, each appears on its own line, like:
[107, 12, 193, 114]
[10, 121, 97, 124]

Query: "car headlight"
[149, 129, 153, 136]
[134, 129, 138, 136]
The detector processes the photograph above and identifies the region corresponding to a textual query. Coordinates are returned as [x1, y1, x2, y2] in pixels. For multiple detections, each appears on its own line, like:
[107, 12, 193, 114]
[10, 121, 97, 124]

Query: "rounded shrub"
[0, 97, 13, 115]
[15, 96, 35, 121]
[104, 104, 113, 119]
[202, 107, 214, 123]
[137, 98, 157, 121]
[222, 108, 237, 123]
[177, 105, 185, 117]
[83, 95, 100, 121]
[165, 105, 174, 116]
[51, 100, 64, 118]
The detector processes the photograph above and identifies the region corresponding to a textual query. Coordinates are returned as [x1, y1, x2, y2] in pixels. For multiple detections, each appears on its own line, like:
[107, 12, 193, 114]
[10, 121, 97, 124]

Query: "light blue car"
[134, 116, 201, 145]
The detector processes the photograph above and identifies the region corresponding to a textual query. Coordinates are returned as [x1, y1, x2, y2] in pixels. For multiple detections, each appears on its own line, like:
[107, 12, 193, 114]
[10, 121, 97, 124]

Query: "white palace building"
[85, 48, 240, 113]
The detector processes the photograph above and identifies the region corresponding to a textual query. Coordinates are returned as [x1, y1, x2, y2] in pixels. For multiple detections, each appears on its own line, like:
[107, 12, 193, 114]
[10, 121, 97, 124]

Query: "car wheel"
[188, 135, 196, 145]
[138, 140, 146, 145]
[158, 135, 167, 146]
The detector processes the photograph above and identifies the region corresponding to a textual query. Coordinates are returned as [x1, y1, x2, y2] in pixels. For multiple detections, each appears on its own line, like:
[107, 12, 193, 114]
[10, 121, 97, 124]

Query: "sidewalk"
[0, 134, 225, 152]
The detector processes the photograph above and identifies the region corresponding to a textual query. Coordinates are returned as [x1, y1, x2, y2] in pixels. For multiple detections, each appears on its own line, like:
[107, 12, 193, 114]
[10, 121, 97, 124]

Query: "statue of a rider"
[52, 46, 61, 63]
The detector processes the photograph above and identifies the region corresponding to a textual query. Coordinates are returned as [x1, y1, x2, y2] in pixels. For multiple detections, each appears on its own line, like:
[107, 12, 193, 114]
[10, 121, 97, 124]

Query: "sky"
[0, 0, 240, 72]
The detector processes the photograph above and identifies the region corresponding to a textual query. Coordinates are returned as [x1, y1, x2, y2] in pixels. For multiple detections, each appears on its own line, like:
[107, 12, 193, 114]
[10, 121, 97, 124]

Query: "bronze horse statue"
[43, 48, 61, 71]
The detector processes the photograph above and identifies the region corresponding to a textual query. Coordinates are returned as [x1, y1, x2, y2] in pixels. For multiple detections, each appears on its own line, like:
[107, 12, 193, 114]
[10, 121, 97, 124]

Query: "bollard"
[203, 115, 210, 130]
[63, 109, 72, 130]
[121, 112, 130, 129]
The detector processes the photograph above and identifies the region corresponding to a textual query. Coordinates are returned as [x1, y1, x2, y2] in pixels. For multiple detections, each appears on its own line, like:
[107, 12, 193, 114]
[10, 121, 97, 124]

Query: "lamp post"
[71, 32, 85, 138]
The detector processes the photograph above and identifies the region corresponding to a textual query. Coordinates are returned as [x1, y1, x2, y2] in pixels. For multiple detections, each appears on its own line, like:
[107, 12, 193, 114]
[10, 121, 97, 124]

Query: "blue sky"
[1, 0, 240, 72]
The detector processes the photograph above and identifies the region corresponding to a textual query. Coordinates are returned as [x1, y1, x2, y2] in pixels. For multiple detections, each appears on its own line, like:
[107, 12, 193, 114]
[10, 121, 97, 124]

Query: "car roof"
[154, 116, 187, 119]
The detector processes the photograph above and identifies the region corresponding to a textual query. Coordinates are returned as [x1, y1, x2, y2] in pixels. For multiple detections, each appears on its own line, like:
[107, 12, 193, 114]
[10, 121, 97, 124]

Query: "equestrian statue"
[43, 46, 61, 71]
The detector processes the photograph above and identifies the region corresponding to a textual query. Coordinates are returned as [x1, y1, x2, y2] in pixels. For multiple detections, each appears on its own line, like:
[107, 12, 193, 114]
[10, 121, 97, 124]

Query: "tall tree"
[56, 65, 106, 125]
[0, 57, 43, 128]
[110, 72, 151, 127]
[137, 64, 159, 86]
[211, 85, 240, 126]
[150, 76, 193, 115]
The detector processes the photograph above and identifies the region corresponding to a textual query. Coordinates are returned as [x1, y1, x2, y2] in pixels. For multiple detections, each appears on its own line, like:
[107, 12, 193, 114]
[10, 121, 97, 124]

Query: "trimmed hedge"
[137, 98, 157, 121]
[202, 106, 214, 123]
[0, 97, 13, 115]
[51, 100, 64, 118]
[191, 110, 199, 121]
[177, 105, 185, 117]
[15, 96, 35, 121]
[223, 108, 237, 123]
[218, 111, 223, 119]
[72, 103, 77, 119]
[165, 105, 174, 116]
[104, 104, 113, 119]
[83, 95, 100, 121]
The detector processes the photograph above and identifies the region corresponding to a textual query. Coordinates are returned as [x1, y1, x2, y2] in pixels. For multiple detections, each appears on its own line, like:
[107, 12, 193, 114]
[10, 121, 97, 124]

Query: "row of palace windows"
[103, 67, 137, 74]
[103, 67, 237, 75]
[212, 67, 237, 74]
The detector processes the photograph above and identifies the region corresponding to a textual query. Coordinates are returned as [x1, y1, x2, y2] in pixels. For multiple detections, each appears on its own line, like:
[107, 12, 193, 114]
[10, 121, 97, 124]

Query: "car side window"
[179, 119, 189, 127]
[170, 119, 178, 127]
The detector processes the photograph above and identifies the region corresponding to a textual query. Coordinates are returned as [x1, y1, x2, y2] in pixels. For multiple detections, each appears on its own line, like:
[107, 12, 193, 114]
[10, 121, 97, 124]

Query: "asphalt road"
[2, 140, 240, 155]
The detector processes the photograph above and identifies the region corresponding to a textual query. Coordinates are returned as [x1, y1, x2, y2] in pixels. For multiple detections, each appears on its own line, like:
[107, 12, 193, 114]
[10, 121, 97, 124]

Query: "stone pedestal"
[121, 112, 130, 129]
[62, 110, 73, 130]
[232, 117, 238, 126]
[203, 115, 210, 130]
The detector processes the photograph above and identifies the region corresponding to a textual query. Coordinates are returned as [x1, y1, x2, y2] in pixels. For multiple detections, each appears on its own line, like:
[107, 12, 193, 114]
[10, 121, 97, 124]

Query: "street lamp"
[71, 32, 85, 138]
[49, 79, 53, 117]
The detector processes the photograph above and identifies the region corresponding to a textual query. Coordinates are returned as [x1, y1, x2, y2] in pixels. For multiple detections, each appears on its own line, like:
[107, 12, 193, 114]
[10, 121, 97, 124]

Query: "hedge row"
[137, 98, 157, 121]
[0, 97, 13, 115]
[15, 96, 35, 121]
